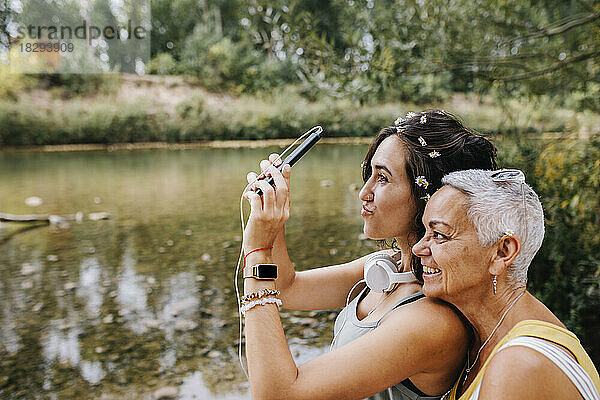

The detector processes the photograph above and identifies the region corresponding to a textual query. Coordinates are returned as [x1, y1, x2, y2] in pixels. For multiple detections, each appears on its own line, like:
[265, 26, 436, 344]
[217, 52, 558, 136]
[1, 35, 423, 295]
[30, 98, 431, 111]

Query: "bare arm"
[246, 154, 376, 310]
[244, 250, 468, 400]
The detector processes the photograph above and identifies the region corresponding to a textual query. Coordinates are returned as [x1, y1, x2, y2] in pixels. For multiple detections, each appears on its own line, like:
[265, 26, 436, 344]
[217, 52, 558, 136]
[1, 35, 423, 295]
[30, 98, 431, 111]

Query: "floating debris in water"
[88, 212, 110, 221]
[47, 254, 59, 262]
[93, 197, 101, 204]
[208, 350, 221, 359]
[201, 253, 211, 262]
[170, 297, 199, 316]
[195, 275, 206, 282]
[166, 240, 174, 247]
[174, 319, 198, 331]
[21, 280, 33, 289]
[320, 180, 334, 187]
[64, 282, 77, 291]
[58, 221, 70, 230]
[141, 318, 163, 329]
[103, 314, 114, 324]
[20, 263, 38, 276]
[25, 196, 43, 207]
[32, 302, 43, 312]
[185, 229, 192, 236]
[153, 386, 179, 399]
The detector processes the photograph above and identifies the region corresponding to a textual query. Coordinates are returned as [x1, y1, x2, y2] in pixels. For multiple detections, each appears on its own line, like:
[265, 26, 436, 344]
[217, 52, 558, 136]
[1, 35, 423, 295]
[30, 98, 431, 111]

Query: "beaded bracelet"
[241, 297, 282, 316]
[241, 289, 281, 304]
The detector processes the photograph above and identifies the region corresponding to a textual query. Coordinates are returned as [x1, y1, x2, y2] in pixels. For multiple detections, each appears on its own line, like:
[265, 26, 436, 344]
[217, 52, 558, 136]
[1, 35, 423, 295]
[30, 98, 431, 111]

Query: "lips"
[361, 204, 374, 216]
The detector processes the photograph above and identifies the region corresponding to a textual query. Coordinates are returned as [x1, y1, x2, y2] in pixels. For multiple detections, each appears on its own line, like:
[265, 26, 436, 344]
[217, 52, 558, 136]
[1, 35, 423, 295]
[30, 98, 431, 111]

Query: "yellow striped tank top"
[445, 320, 600, 400]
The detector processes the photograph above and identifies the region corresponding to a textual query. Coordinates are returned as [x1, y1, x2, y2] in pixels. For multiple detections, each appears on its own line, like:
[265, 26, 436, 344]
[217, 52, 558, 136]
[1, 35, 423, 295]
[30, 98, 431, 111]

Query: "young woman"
[412, 169, 600, 399]
[241, 110, 497, 400]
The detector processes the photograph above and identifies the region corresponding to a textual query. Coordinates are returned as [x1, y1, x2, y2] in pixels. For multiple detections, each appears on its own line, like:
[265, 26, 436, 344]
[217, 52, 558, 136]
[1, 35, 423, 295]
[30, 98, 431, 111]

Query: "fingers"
[246, 171, 258, 184]
[267, 165, 289, 209]
[253, 179, 275, 213]
[244, 188, 263, 216]
[269, 153, 282, 165]
[260, 154, 282, 173]
[248, 154, 289, 188]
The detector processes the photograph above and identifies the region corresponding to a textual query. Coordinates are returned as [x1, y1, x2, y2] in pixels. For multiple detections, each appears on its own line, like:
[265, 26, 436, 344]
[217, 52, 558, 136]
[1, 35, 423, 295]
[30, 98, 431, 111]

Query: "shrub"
[499, 135, 600, 363]
[147, 53, 178, 75]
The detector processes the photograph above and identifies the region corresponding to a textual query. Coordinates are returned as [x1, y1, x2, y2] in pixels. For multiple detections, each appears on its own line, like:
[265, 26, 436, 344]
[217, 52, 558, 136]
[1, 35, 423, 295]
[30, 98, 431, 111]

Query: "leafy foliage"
[499, 135, 600, 362]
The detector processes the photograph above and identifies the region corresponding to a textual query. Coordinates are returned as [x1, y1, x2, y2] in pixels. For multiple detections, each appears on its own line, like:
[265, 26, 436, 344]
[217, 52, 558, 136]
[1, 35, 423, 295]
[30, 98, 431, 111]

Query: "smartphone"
[254, 126, 323, 195]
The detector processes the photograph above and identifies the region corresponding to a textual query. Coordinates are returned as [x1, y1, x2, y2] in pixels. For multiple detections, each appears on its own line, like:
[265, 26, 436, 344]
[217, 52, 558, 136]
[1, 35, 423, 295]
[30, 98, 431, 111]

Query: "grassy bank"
[1, 73, 599, 147]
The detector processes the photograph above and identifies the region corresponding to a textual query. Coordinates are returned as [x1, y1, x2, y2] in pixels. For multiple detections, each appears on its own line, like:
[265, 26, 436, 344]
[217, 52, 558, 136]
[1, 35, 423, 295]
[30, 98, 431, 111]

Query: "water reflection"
[0, 145, 377, 399]
[78, 257, 104, 315]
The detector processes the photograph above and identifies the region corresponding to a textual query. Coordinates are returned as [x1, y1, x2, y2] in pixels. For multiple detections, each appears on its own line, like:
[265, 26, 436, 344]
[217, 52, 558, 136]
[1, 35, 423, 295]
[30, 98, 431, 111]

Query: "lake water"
[0, 145, 380, 399]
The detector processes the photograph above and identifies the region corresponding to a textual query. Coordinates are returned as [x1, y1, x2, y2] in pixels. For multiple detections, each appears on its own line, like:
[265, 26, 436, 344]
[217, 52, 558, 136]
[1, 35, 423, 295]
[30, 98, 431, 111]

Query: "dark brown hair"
[362, 110, 498, 281]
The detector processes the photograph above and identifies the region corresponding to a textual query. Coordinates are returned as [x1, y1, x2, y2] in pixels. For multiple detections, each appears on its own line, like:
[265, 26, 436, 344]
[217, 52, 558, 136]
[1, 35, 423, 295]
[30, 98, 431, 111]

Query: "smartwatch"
[244, 264, 278, 280]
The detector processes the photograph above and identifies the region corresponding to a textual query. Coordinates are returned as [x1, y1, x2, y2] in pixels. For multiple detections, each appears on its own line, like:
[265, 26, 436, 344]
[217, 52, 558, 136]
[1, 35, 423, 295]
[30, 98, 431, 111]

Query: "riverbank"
[0, 137, 373, 153]
[1, 73, 599, 147]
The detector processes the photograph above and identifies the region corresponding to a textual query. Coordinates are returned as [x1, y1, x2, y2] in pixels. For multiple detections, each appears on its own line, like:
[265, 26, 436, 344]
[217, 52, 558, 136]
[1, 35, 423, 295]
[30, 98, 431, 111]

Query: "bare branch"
[500, 11, 600, 46]
[494, 49, 600, 81]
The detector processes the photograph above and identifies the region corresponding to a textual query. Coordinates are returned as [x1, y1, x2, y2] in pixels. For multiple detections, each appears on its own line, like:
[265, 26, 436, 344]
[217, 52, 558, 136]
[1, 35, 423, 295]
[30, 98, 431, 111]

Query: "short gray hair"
[441, 169, 545, 288]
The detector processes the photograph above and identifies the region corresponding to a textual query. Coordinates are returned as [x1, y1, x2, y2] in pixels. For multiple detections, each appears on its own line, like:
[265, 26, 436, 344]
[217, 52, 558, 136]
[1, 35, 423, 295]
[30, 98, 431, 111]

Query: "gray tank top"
[331, 286, 442, 400]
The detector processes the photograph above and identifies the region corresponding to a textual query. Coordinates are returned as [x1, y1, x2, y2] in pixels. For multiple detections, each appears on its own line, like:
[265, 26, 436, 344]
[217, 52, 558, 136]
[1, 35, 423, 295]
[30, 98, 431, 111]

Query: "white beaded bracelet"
[241, 297, 282, 316]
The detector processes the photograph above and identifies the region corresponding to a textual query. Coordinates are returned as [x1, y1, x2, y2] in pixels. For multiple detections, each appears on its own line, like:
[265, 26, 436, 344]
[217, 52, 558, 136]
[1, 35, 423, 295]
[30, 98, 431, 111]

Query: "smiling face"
[412, 186, 496, 301]
[359, 136, 417, 242]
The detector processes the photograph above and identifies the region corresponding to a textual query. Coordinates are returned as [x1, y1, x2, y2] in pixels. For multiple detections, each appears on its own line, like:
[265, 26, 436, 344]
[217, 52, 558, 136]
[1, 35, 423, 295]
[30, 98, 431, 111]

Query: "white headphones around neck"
[364, 252, 417, 293]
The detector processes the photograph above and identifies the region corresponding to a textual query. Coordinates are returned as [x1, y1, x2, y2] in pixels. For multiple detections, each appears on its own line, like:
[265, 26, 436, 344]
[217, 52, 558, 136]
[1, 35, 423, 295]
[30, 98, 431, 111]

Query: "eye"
[433, 231, 449, 241]
[376, 173, 389, 183]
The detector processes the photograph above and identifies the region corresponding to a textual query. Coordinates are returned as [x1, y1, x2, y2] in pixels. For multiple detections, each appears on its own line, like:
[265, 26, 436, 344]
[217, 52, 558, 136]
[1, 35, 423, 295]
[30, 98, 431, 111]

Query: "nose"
[412, 235, 431, 257]
[359, 180, 373, 202]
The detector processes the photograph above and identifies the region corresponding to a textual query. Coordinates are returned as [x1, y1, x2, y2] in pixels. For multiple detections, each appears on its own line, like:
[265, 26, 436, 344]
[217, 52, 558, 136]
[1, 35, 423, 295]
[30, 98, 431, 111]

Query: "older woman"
[412, 169, 600, 400]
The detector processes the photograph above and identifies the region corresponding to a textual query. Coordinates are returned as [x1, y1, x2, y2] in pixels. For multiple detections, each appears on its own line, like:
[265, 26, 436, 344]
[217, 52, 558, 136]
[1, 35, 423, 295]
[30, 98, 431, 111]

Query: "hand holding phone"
[251, 126, 322, 195]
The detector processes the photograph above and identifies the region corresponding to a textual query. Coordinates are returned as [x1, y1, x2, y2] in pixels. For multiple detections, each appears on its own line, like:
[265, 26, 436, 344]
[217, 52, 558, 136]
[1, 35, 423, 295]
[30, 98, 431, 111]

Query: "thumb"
[282, 164, 291, 186]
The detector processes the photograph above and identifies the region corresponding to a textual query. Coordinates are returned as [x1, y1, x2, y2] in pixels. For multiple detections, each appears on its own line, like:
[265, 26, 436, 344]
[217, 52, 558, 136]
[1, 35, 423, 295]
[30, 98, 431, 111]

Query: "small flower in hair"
[396, 126, 405, 133]
[406, 111, 417, 119]
[418, 136, 427, 146]
[420, 115, 427, 124]
[436, 109, 445, 115]
[504, 229, 515, 236]
[420, 193, 431, 202]
[415, 176, 429, 189]
[394, 116, 405, 126]
[428, 150, 441, 158]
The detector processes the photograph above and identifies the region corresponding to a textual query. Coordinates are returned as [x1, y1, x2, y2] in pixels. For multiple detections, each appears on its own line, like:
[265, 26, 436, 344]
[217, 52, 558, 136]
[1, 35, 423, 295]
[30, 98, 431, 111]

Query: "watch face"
[257, 264, 277, 279]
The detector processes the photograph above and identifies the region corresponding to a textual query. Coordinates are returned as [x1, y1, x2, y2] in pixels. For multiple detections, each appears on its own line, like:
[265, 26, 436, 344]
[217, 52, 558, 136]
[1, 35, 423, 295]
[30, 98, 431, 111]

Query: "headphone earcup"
[364, 253, 398, 293]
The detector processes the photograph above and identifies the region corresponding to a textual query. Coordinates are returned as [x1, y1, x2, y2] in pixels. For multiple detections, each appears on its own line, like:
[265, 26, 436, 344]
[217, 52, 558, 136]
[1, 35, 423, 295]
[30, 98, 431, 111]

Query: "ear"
[488, 236, 521, 276]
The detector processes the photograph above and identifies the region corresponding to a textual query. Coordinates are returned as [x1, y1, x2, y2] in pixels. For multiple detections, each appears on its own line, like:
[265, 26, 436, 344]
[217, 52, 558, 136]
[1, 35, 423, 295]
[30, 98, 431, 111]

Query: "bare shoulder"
[379, 296, 470, 360]
[480, 345, 582, 400]
[401, 297, 469, 337]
